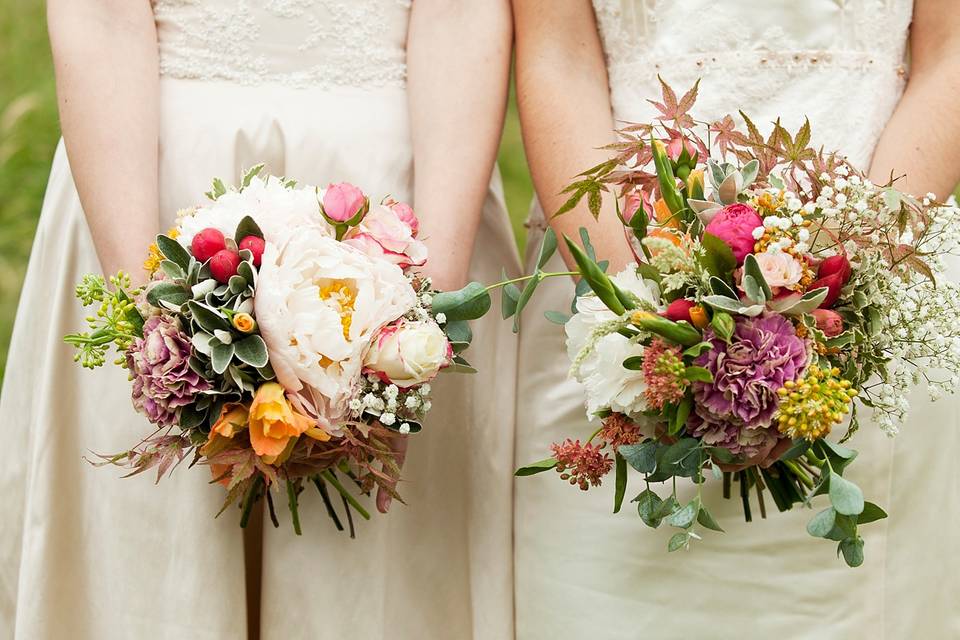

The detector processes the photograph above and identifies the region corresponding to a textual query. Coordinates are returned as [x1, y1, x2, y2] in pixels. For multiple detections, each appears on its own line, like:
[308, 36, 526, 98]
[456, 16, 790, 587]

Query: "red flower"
[811, 254, 852, 308]
[663, 298, 696, 323]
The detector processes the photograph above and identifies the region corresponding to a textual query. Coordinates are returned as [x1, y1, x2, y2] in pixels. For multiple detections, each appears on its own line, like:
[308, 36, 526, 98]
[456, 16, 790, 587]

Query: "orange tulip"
[248, 383, 314, 461]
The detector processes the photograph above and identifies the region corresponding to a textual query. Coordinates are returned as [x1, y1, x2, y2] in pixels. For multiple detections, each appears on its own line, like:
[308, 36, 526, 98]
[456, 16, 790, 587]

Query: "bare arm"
[48, 0, 159, 281]
[513, 0, 634, 271]
[869, 0, 960, 196]
[407, 0, 513, 291]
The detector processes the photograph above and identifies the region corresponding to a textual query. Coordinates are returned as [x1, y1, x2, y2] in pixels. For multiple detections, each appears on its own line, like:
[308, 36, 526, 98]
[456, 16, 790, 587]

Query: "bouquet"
[65, 166, 486, 535]
[514, 80, 960, 566]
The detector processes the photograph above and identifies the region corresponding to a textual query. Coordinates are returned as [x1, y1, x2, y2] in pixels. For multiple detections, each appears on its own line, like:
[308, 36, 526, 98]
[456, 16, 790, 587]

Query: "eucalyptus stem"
[585, 426, 604, 445]
[484, 271, 579, 292]
[783, 460, 814, 488]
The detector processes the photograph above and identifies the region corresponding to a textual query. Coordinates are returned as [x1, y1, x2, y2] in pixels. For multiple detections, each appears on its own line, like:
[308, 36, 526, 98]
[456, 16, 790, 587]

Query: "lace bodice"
[591, 0, 914, 167]
[152, 0, 411, 89]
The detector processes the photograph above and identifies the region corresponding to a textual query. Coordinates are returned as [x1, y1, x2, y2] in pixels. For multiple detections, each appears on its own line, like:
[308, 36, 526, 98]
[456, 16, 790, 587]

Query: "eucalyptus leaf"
[513, 273, 542, 332]
[667, 500, 698, 529]
[807, 507, 837, 538]
[620, 441, 658, 474]
[545, 310, 571, 325]
[667, 532, 690, 552]
[839, 536, 865, 568]
[635, 489, 664, 528]
[432, 282, 492, 321]
[857, 502, 888, 525]
[828, 471, 865, 516]
[515, 458, 559, 477]
[537, 227, 558, 269]
[697, 503, 725, 532]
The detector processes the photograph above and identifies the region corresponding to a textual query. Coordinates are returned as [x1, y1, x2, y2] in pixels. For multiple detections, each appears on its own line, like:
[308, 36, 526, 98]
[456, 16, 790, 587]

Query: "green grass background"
[0, 2, 534, 383]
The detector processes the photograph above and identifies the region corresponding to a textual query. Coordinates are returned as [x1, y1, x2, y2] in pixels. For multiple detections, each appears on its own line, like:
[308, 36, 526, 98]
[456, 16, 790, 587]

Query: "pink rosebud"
[817, 254, 852, 285]
[667, 134, 697, 162]
[238, 235, 265, 267]
[210, 249, 241, 283]
[663, 298, 696, 324]
[191, 228, 226, 263]
[387, 200, 420, 236]
[811, 309, 844, 337]
[809, 272, 844, 309]
[704, 203, 763, 265]
[323, 182, 367, 223]
[623, 192, 644, 223]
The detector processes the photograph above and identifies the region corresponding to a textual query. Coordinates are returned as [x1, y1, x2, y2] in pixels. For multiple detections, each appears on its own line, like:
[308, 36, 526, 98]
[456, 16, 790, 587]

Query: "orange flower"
[654, 198, 681, 229]
[199, 403, 249, 459]
[689, 305, 710, 329]
[210, 463, 232, 488]
[248, 383, 314, 462]
[232, 312, 256, 333]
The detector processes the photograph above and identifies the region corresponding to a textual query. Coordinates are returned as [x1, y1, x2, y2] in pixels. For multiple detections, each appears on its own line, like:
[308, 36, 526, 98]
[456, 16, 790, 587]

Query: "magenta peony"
[690, 314, 807, 457]
[127, 315, 209, 428]
[704, 203, 763, 265]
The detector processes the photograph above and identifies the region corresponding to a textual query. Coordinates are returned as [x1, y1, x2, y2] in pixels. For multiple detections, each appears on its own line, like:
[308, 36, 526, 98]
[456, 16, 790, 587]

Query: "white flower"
[364, 320, 452, 388]
[754, 251, 804, 288]
[255, 229, 416, 425]
[177, 176, 330, 249]
[380, 412, 397, 426]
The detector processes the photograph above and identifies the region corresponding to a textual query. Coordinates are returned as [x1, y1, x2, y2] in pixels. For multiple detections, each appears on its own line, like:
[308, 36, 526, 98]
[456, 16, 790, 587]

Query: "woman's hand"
[513, 0, 635, 273]
[868, 0, 960, 195]
[47, 0, 160, 282]
[406, 0, 513, 291]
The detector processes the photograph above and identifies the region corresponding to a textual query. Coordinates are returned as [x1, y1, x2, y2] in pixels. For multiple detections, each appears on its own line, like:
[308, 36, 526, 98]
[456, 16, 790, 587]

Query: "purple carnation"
[126, 315, 209, 428]
[690, 313, 807, 456]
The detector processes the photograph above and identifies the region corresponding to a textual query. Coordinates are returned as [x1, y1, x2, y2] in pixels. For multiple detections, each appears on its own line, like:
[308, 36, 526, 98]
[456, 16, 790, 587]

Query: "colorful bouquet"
[65, 166, 485, 535]
[515, 80, 960, 566]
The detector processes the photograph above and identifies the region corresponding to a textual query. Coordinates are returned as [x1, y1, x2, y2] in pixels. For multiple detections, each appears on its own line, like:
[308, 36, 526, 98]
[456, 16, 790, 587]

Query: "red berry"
[238, 235, 266, 267]
[191, 228, 226, 263]
[663, 298, 695, 323]
[209, 250, 241, 283]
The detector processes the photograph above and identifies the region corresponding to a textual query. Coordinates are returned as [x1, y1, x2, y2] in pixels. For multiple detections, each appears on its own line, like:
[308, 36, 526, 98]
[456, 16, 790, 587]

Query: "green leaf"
[824, 513, 858, 541]
[663, 438, 699, 466]
[240, 164, 265, 189]
[670, 395, 693, 436]
[513, 273, 542, 333]
[839, 537, 865, 568]
[613, 453, 627, 514]
[620, 441, 658, 474]
[697, 503, 725, 532]
[828, 471, 865, 516]
[235, 215, 264, 241]
[807, 507, 837, 538]
[700, 232, 737, 280]
[682, 366, 713, 383]
[233, 335, 269, 368]
[668, 532, 689, 552]
[667, 499, 698, 529]
[536, 227, 558, 269]
[710, 311, 735, 341]
[682, 341, 713, 359]
[709, 276, 739, 299]
[211, 342, 235, 375]
[779, 439, 811, 461]
[444, 320, 473, 352]
[206, 177, 227, 200]
[501, 272, 521, 320]
[743, 253, 773, 302]
[160, 260, 186, 281]
[634, 489, 664, 528]
[622, 356, 644, 371]
[857, 502, 888, 525]
[705, 447, 734, 464]
[188, 301, 231, 333]
[515, 458, 559, 477]
[157, 234, 192, 270]
[146, 282, 189, 308]
[545, 311, 571, 325]
[432, 282, 492, 321]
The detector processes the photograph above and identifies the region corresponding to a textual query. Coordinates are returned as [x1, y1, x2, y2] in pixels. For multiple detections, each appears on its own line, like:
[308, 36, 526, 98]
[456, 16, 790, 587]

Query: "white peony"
[364, 320, 452, 388]
[254, 228, 416, 427]
[177, 176, 331, 248]
[564, 264, 662, 419]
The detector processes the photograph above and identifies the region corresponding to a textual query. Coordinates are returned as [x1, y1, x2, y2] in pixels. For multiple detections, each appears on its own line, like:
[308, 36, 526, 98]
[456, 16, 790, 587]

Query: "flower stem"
[484, 271, 579, 292]
[320, 469, 371, 521]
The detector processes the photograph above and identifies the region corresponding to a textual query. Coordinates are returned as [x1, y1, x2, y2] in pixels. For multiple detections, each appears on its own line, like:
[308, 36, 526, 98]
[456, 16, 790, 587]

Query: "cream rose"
[254, 228, 416, 426]
[364, 320, 452, 388]
[753, 251, 804, 288]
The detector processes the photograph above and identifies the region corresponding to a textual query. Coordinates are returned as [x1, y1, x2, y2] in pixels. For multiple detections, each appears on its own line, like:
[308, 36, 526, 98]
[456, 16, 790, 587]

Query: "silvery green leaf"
[159, 298, 184, 312]
[743, 254, 772, 302]
[668, 532, 690, 552]
[769, 173, 786, 190]
[235, 298, 254, 314]
[214, 329, 233, 345]
[769, 287, 828, 316]
[188, 301, 231, 333]
[829, 471, 865, 516]
[160, 260, 185, 281]
[742, 274, 763, 304]
[211, 342, 235, 374]
[707, 159, 725, 190]
[703, 295, 746, 314]
[233, 335, 269, 368]
[228, 275, 246, 295]
[191, 332, 214, 357]
[237, 260, 255, 283]
[156, 235, 191, 271]
[740, 159, 760, 188]
[710, 276, 739, 299]
[718, 172, 741, 204]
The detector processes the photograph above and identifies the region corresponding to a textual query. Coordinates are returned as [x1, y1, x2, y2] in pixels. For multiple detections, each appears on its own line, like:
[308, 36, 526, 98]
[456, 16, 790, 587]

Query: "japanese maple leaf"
[647, 76, 699, 128]
[709, 115, 740, 158]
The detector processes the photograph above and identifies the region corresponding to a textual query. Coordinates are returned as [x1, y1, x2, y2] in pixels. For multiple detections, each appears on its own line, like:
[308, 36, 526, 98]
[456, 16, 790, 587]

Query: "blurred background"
[0, 2, 535, 384]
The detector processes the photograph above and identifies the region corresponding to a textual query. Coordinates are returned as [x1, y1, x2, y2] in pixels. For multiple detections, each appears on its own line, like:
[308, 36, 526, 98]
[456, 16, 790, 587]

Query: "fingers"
[376, 433, 409, 514]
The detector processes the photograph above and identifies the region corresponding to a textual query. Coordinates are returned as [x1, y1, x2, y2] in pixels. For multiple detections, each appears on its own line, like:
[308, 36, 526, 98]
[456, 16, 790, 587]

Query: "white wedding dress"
[0, 2, 520, 638]
[517, 1, 960, 638]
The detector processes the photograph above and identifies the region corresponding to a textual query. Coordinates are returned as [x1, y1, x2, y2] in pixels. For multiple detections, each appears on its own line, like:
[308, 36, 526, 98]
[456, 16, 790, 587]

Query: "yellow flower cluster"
[143, 227, 181, 275]
[776, 366, 858, 441]
[318, 280, 357, 340]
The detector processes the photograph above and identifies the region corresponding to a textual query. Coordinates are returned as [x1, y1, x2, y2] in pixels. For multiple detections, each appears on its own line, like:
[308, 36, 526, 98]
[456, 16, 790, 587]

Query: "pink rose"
[344, 203, 428, 268]
[323, 182, 367, 223]
[811, 309, 844, 337]
[753, 251, 804, 289]
[704, 203, 763, 265]
[667, 134, 697, 162]
[386, 199, 419, 236]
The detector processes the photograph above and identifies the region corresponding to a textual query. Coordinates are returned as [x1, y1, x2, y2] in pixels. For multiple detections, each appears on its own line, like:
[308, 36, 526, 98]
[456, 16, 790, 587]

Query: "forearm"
[868, 0, 960, 196]
[48, 0, 160, 281]
[407, 0, 512, 291]
[514, 0, 634, 272]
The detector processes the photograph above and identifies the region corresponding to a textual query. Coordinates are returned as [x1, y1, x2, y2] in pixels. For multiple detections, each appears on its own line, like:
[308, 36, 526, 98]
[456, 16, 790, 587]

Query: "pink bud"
[667, 135, 697, 162]
[191, 228, 226, 263]
[809, 272, 845, 308]
[388, 200, 420, 236]
[238, 235, 265, 267]
[811, 309, 844, 337]
[663, 299, 696, 323]
[209, 250, 241, 283]
[323, 182, 367, 223]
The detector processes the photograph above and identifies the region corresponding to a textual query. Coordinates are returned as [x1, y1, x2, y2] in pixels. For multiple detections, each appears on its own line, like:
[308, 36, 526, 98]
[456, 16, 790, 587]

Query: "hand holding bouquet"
[515, 80, 960, 566]
[65, 166, 485, 535]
